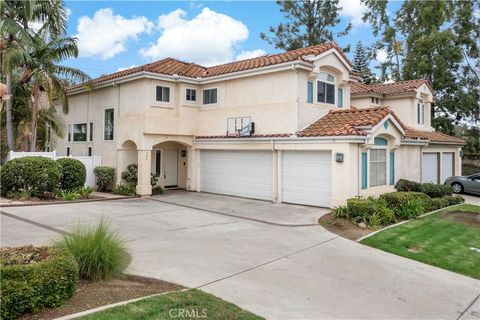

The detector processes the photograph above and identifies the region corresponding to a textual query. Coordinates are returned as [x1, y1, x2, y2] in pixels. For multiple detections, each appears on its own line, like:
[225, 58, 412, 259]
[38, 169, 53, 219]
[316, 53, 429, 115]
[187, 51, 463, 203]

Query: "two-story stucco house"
[60, 42, 465, 207]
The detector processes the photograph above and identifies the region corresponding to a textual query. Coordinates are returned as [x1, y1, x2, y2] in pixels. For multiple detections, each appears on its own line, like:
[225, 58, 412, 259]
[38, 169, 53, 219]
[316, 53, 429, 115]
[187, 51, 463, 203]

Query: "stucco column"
[136, 149, 152, 196]
[116, 149, 125, 185]
[186, 147, 196, 191]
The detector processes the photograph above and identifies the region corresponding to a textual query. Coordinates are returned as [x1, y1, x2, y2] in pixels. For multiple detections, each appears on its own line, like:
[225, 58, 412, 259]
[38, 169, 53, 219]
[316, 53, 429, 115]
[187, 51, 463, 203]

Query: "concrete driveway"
[1, 192, 479, 319]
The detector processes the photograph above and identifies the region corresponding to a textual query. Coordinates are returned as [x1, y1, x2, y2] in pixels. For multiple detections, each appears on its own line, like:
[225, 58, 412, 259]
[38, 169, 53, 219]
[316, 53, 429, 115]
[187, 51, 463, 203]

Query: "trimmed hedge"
[379, 192, 431, 213]
[94, 166, 115, 191]
[0, 156, 62, 198]
[344, 198, 396, 227]
[394, 179, 421, 192]
[420, 183, 452, 198]
[57, 158, 86, 190]
[0, 246, 78, 320]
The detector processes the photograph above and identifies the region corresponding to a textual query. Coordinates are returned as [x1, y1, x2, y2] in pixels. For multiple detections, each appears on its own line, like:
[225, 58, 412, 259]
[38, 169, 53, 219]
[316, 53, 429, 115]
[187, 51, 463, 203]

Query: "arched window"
[317, 72, 335, 104]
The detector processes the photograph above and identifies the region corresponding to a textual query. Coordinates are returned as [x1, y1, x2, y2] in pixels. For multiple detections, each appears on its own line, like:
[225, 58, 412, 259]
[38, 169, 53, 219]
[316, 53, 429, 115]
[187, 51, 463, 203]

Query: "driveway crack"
[457, 293, 480, 320]
[196, 235, 338, 289]
[0, 210, 71, 235]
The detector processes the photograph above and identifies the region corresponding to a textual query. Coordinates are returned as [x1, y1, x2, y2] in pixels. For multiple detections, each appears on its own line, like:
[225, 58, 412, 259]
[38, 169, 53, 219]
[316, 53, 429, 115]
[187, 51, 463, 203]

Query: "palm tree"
[0, 0, 72, 151]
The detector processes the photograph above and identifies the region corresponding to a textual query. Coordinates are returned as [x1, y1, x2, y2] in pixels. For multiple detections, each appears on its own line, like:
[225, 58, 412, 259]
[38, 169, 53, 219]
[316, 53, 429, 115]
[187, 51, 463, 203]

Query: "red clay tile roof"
[70, 42, 350, 90]
[404, 128, 466, 144]
[297, 106, 405, 137]
[350, 79, 433, 96]
[195, 133, 290, 139]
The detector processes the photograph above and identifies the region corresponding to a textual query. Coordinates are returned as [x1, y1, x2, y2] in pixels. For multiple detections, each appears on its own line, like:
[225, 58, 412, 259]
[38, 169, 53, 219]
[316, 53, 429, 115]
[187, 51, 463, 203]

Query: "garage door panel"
[282, 151, 331, 207]
[200, 150, 273, 200]
[441, 153, 454, 182]
[422, 153, 439, 183]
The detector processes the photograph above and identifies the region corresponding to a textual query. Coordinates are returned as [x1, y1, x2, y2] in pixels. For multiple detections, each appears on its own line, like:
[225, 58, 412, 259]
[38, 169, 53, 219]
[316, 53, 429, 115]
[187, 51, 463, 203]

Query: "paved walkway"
[1, 195, 479, 319]
[463, 194, 480, 206]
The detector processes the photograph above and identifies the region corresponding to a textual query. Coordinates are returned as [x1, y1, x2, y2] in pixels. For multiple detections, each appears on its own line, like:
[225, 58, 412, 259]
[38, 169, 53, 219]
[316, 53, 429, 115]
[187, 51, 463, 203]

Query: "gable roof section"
[404, 128, 466, 144]
[350, 79, 433, 96]
[297, 106, 405, 137]
[70, 42, 350, 90]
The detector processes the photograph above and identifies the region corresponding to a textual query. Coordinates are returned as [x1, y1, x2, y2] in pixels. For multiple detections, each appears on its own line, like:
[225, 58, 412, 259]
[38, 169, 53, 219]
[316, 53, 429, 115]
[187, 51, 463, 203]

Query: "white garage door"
[200, 150, 273, 200]
[422, 153, 439, 183]
[441, 152, 454, 182]
[282, 151, 331, 207]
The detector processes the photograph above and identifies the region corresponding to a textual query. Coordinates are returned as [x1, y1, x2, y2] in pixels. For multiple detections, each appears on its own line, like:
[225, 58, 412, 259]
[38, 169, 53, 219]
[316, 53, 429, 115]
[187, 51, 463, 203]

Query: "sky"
[63, 0, 402, 78]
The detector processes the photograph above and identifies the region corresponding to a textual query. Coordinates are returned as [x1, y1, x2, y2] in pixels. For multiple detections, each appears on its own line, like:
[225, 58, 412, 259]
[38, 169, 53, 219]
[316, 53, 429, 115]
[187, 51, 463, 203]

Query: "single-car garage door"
[441, 152, 454, 182]
[282, 151, 331, 207]
[422, 153, 439, 183]
[200, 150, 273, 200]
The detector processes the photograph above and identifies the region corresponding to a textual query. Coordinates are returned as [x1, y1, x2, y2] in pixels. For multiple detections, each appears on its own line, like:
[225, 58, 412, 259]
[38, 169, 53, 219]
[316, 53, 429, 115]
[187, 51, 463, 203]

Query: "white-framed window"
[317, 72, 335, 104]
[417, 99, 425, 124]
[203, 88, 218, 105]
[186, 88, 196, 102]
[73, 123, 87, 142]
[104, 108, 114, 141]
[156, 86, 170, 102]
[371, 97, 380, 104]
[370, 149, 387, 187]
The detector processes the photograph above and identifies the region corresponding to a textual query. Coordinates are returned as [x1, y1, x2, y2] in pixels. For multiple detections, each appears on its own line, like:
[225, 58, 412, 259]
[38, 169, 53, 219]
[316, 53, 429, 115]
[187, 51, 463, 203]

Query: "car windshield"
[467, 174, 480, 179]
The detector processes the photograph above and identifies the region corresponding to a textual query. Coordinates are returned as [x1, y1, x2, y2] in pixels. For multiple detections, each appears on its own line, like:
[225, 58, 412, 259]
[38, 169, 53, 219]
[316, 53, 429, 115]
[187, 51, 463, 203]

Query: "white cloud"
[76, 8, 154, 60]
[140, 8, 249, 66]
[339, 0, 367, 27]
[376, 49, 388, 63]
[117, 65, 137, 72]
[236, 49, 266, 61]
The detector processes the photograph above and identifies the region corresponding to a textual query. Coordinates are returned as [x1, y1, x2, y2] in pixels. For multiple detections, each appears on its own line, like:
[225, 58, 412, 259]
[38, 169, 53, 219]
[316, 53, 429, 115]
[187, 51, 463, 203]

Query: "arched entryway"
[151, 141, 189, 189]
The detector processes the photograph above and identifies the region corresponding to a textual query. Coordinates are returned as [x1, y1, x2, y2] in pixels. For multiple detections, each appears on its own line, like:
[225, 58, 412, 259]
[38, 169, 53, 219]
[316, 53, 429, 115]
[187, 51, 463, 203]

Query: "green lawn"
[81, 289, 263, 320]
[361, 204, 480, 279]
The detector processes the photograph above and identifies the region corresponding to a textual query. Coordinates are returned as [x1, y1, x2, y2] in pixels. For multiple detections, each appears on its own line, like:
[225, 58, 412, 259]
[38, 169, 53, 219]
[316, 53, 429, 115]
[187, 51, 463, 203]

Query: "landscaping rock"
[358, 222, 367, 229]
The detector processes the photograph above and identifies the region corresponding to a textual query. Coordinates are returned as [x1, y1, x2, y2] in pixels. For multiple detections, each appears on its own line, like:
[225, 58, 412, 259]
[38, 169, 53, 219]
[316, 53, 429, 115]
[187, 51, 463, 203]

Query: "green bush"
[121, 163, 160, 187]
[56, 219, 129, 281]
[0, 246, 78, 320]
[379, 192, 430, 213]
[60, 189, 81, 201]
[332, 205, 348, 218]
[442, 195, 465, 206]
[77, 186, 95, 199]
[57, 158, 86, 190]
[345, 198, 396, 227]
[94, 166, 115, 192]
[152, 185, 164, 195]
[112, 184, 137, 196]
[396, 199, 425, 220]
[394, 179, 422, 192]
[426, 197, 450, 211]
[0, 156, 62, 198]
[420, 183, 453, 198]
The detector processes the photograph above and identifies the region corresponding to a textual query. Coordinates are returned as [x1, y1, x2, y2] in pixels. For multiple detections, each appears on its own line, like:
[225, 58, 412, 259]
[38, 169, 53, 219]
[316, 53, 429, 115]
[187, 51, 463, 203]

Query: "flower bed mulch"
[318, 213, 377, 241]
[19, 274, 184, 320]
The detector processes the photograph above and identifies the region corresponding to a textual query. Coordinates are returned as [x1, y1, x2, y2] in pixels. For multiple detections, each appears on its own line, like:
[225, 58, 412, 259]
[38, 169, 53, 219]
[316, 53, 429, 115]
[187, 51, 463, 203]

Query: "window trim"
[202, 87, 219, 106]
[72, 123, 88, 142]
[417, 99, 425, 125]
[369, 147, 388, 188]
[316, 72, 335, 105]
[185, 88, 197, 102]
[155, 85, 171, 103]
[103, 108, 115, 142]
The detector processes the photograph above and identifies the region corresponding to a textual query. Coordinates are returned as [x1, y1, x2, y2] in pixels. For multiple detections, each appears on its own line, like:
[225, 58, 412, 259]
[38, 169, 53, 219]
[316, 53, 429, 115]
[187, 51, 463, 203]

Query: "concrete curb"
[55, 288, 189, 320]
[356, 204, 464, 242]
[0, 196, 136, 208]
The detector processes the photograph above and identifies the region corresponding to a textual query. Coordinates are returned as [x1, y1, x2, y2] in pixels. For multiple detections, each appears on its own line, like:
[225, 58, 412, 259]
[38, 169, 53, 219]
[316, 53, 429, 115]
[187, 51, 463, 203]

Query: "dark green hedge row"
[394, 179, 453, 198]
[0, 247, 79, 320]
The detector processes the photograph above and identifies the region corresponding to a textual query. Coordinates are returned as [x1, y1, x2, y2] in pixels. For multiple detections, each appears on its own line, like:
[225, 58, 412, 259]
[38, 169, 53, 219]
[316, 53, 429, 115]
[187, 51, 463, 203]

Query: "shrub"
[426, 197, 450, 211]
[379, 192, 430, 213]
[77, 186, 95, 199]
[152, 185, 164, 195]
[112, 184, 137, 196]
[60, 189, 81, 201]
[0, 156, 62, 198]
[442, 195, 465, 206]
[332, 205, 348, 218]
[394, 179, 422, 192]
[0, 246, 78, 320]
[121, 163, 160, 187]
[420, 183, 453, 198]
[397, 199, 425, 220]
[56, 219, 129, 281]
[57, 158, 86, 190]
[345, 198, 396, 227]
[94, 166, 115, 192]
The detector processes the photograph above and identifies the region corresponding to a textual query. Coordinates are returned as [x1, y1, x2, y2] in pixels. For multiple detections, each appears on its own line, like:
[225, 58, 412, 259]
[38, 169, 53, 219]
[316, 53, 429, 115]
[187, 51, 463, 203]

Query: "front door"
[164, 149, 178, 187]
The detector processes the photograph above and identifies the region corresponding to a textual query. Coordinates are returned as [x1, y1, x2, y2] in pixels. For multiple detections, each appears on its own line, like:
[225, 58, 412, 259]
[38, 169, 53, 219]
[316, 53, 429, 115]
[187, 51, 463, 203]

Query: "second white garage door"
[200, 150, 273, 200]
[282, 151, 332, 207]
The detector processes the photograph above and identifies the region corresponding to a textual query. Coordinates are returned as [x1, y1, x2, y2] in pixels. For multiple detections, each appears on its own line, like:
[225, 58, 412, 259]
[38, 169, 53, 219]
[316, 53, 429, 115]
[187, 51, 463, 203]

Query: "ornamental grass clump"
[56, 219, 129, 281]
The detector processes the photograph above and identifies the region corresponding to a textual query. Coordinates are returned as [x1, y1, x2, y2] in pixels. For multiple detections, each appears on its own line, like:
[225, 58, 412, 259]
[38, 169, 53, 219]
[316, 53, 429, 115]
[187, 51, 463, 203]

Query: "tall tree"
[362, 0, 479, 129]
[260, 0, 351, 51]
[352, 41, 375, 84]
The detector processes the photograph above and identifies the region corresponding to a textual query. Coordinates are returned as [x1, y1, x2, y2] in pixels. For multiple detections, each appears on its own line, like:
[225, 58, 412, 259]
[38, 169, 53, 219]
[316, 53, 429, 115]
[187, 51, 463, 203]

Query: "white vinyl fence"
[7, 151, 101, 188]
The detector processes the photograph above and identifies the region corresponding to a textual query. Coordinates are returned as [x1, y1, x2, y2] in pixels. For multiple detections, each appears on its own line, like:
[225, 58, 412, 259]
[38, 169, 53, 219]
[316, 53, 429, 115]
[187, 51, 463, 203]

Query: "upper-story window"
[73, 123, 87, 142]
[104, 108, 114, 141]
[317, 72, 335, 104]
[371, 97, 380, 104]
[417, 99, 424, 124]
[156, 86, 170, 102]
[203, 88, 218, 105]
[186, 88, 197, 102]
